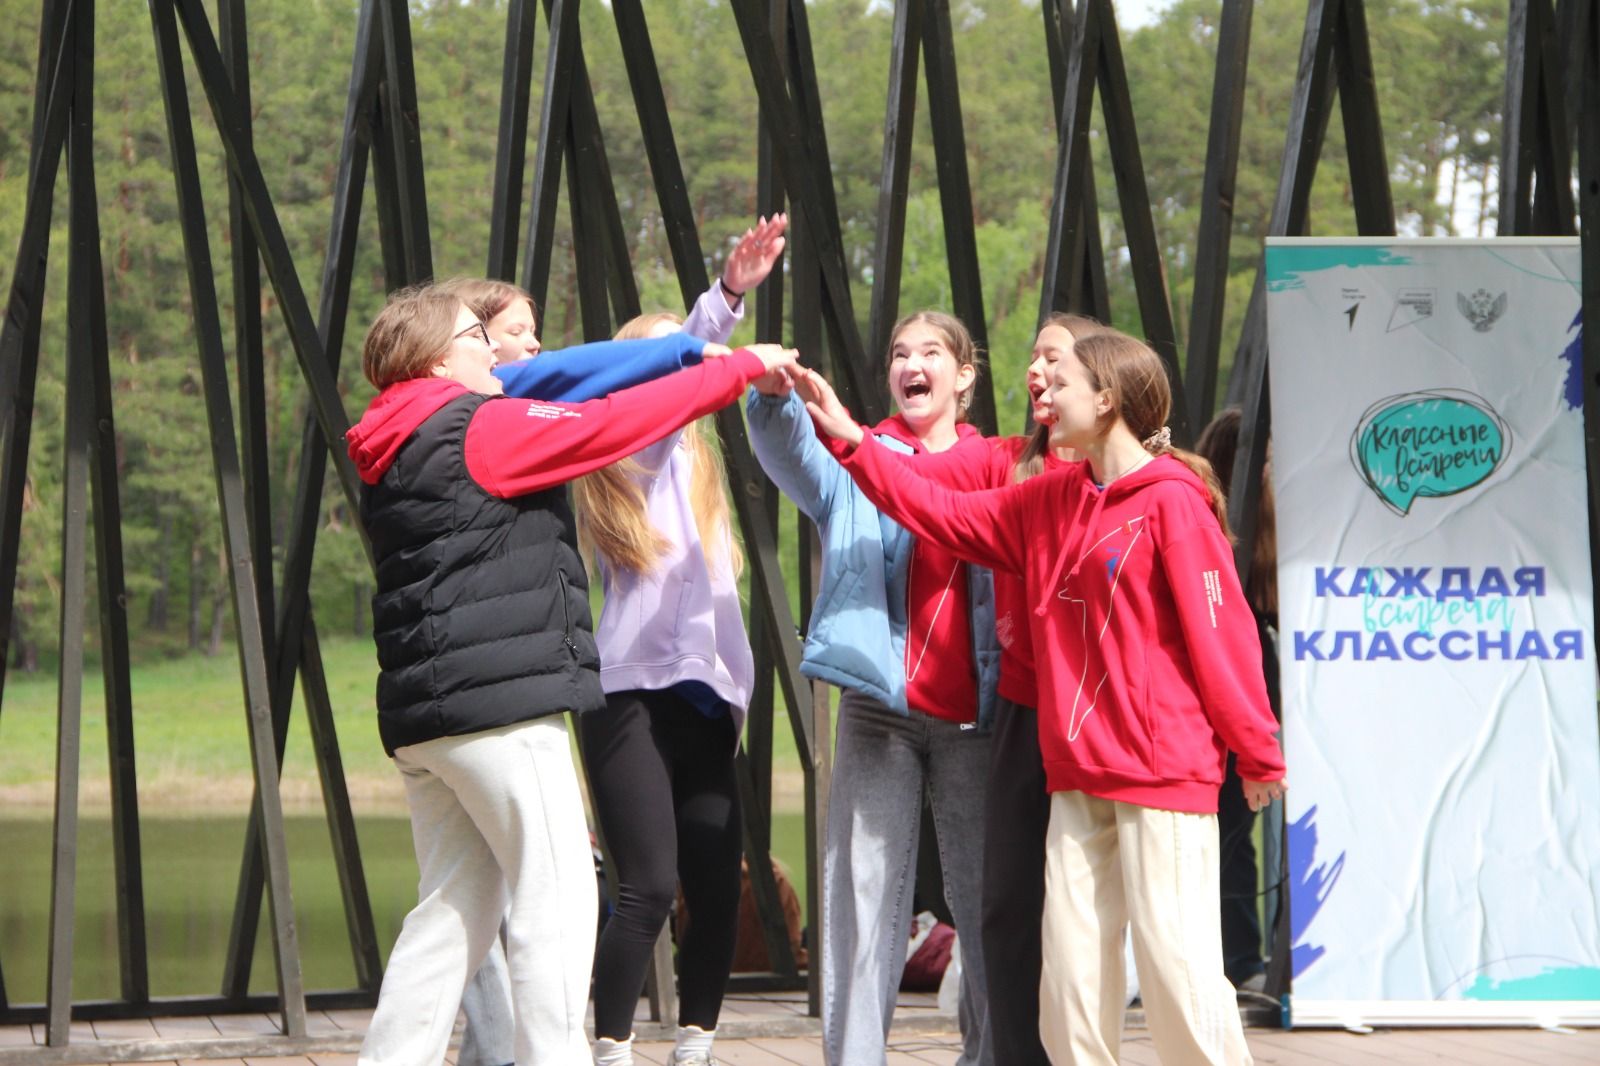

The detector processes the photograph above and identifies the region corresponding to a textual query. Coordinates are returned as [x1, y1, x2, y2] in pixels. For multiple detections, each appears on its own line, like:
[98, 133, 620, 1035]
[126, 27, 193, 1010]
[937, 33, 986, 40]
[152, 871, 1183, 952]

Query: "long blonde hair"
[1014, 312, 1109, 482]
[570, 312, 744, 578]
[1072, 331, 1233, 539]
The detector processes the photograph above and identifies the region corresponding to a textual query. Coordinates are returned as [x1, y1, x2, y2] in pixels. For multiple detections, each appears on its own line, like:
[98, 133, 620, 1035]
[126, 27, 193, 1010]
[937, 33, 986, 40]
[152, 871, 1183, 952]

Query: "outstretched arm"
[795, 370, 1029, 576]
[468, 347, 799, 497]
[745, 383, 843, 525]
[493, 333, 724, 403]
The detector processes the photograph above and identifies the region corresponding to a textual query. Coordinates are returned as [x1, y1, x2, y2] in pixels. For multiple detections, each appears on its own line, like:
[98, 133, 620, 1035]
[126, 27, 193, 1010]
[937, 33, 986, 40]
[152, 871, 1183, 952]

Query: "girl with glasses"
[347, 284, 799, 1066]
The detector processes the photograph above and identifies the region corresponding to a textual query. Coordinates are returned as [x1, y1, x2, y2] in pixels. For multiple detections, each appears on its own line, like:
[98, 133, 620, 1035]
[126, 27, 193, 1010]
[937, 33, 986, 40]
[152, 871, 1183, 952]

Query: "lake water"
[0, 812, 808, 1005]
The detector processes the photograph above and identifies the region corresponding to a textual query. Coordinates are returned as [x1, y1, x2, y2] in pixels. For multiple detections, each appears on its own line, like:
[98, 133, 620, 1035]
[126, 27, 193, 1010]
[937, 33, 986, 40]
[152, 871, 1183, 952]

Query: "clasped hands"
[750, 363, 866, 449]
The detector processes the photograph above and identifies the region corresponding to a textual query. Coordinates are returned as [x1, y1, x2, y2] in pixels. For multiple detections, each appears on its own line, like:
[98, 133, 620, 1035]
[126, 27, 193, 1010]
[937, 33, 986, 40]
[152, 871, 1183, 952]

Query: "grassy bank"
[0, 636, 812, 814]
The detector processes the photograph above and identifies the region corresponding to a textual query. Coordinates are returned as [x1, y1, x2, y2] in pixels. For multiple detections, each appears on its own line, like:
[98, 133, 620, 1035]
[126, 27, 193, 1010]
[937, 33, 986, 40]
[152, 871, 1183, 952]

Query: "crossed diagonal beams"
[4, 0, 1600, 1043]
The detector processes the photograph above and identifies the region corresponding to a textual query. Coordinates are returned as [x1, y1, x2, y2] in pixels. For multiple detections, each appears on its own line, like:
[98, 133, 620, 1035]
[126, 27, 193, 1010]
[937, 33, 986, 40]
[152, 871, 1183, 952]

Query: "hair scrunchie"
[1142, 425, 1172, 452]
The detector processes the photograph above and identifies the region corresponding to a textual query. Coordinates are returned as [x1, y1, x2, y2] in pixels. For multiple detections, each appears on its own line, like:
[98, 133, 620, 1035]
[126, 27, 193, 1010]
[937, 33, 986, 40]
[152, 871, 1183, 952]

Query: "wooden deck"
[2, 992, 1599, 1064]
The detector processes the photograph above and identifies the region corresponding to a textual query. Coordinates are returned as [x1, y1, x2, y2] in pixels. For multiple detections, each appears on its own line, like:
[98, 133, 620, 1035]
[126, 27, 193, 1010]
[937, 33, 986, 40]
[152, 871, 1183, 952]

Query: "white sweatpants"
[1039, 790, 1251, 1066]
[358, 717, 597, 1066]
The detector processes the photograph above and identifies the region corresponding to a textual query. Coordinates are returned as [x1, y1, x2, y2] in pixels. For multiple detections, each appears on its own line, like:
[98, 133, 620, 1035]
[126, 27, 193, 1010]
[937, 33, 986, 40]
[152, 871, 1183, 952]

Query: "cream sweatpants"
[1039, 790, 1251, 1066]
[358, 717, 596, 1066]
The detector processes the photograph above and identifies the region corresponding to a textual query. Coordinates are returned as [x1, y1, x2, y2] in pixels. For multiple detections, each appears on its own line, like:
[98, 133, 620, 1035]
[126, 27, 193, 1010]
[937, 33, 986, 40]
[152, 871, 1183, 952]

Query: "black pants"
[1218, 752, 1264, 985]
[979, 696, 1053, 1066]
[579, 688, 744, 1039]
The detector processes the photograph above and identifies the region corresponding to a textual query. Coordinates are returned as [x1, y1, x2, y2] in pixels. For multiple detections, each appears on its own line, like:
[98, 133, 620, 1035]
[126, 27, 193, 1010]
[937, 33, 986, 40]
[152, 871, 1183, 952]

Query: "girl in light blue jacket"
[747, 311, 1000, 1066]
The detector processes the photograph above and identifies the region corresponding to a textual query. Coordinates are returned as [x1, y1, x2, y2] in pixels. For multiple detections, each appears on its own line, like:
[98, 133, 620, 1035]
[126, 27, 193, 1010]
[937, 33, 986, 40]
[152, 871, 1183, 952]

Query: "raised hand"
[1242, 777, 1287, 813]
[721, 214, 790, 302]
[794, 370, 864, 448]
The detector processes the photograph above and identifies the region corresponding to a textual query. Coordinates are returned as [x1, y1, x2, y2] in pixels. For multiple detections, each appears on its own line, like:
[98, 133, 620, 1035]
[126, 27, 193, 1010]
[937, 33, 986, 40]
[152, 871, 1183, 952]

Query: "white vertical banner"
[1264, 238, 1600, 1027]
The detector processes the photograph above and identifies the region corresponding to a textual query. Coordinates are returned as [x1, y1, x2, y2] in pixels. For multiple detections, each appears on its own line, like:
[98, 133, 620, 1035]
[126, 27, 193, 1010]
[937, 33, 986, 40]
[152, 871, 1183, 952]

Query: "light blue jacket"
[747, 388, 1000, 729]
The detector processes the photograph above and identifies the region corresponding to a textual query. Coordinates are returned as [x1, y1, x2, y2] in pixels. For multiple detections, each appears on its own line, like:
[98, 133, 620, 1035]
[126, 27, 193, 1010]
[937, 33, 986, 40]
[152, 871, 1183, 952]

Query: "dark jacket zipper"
[557, 571, 580, 659]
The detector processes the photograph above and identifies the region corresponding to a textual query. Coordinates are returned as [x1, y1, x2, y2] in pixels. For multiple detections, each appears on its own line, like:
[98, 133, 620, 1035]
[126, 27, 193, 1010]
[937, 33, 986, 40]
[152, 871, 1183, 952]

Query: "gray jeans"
[459, 935, 513, 1066]
[822, 689, 994, 1066]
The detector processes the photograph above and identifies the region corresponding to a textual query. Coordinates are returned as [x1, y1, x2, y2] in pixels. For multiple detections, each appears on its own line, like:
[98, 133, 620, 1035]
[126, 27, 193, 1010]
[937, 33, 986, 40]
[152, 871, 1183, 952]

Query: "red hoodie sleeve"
[1158, 514, 1286, 782]
[463, 351, 764, 497]
[881, 433, 1011, 492]
[840, 435, 1031, 577]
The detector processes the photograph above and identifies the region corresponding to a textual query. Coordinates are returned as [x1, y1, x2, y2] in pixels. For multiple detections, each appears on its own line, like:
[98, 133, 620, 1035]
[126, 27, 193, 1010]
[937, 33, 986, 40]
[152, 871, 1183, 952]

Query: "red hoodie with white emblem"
[830, 435, 1284, 813]
[346, 350, 767, 494]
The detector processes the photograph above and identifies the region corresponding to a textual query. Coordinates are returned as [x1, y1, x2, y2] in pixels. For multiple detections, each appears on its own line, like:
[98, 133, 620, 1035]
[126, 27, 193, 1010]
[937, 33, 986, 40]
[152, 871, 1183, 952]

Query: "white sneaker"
[667, 1053, 718, 1066]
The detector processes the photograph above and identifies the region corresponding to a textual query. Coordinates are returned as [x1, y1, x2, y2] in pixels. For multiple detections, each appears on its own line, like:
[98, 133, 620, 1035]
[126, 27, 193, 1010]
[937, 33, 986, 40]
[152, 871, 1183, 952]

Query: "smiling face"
[1027, 323, 1079, 426]
[1046, 347, 1108, 451]
[432, 304, 504, 395]
[484, 297, 541, 363]
[887, 319, 976, 435]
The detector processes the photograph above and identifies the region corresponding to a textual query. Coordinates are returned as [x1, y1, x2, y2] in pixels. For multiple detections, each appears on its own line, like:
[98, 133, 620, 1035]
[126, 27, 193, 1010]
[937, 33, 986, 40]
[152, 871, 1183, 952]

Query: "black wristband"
[719, 276, 744, 301]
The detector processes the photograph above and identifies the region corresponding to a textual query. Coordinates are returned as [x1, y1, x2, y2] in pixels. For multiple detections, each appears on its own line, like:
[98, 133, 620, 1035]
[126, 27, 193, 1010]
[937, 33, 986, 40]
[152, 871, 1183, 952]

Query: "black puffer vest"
[362, 393, 603, 755]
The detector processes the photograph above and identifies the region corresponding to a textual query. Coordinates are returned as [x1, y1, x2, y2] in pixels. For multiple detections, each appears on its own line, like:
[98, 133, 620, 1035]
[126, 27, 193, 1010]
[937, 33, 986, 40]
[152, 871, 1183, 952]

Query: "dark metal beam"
[67, 0, 148, 1007]
[223, 0, 384, 1000]
[1184, 0, 1254, 432]
[522, 0, 581, 317]
[148, 0, 307, 1034]
[0, 0, 75, 719]
[1037, 0, 1103, 322]
[168, 0, 369, 535]
[1041, 0, 1110, 321]
[564, 45, 641, 322]
[48, 3, 95, 1038]
[1333, 0, 1396, 236]
[0, 0, 74, 1013]
[1503, 0, 1576, 234]
[566, 108, 615, 342]
[1224, 0, 1341, 412]
[488, 0, 538, 280]
[866, 0, 924, 378]
[922, 0, 994, 435]
[1090, 0, 1190, 444]
[298, 614, 386, 992]
[377, 0, 432, 281]
[729, 0, 878, 421]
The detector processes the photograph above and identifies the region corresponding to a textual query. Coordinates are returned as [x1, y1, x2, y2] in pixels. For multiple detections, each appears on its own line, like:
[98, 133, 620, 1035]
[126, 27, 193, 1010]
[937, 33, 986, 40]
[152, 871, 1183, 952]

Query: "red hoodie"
[834, 435, 1284, 814]
[883, 435, 1070, 708]
[346, 350, 767, 492]
[872, 415, 988, 722]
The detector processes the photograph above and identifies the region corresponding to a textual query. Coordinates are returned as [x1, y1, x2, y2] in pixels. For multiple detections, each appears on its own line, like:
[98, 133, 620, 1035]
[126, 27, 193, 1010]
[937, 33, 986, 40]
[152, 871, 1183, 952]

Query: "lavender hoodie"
[591, 288, 755, 731]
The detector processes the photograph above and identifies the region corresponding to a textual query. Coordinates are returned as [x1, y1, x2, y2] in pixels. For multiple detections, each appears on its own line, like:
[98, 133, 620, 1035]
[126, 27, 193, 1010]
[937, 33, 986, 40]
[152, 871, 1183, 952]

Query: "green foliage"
[0, 0, 1509, 677]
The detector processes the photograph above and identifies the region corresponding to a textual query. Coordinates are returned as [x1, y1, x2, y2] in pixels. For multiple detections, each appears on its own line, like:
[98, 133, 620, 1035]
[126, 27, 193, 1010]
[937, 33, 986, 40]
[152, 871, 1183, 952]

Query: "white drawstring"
[905, 550, 961, 684]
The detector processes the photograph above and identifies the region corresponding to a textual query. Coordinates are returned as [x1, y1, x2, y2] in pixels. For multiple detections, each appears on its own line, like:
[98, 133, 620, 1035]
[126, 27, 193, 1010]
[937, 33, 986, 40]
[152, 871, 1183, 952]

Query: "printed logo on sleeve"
[524, 402, 581, 420]
[1203, 568, 1224, 627]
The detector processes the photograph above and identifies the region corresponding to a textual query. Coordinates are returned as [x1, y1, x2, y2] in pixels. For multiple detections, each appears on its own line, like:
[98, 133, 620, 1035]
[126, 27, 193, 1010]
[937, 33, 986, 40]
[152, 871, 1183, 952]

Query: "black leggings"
[579, 688, 743, 1038]
[979, 696, 1053, 1066]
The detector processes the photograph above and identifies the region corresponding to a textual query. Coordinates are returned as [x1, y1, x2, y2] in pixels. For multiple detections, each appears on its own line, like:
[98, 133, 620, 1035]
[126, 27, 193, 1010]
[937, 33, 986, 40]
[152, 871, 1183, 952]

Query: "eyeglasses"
[454, 321, 491, 347]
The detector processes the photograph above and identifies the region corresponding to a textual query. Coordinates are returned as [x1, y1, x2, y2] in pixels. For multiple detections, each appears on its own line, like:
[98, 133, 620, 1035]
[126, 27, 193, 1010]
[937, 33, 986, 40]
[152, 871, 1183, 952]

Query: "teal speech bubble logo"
[1349, 390, 1510, 515]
